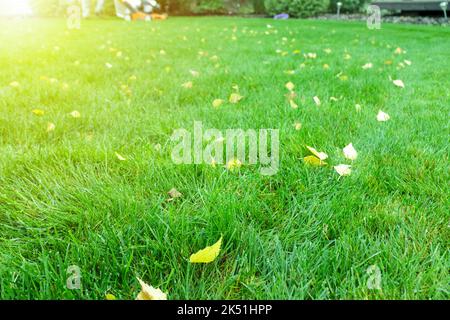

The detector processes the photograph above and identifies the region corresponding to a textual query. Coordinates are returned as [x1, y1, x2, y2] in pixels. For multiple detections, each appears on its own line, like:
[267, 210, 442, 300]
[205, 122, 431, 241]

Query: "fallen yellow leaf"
[334, 164, 352, 176]
[343, 143, 358, 161]
[226, 158, 242, 170]
[70, 110, 81, 118]
[189, 236, 222, 264]
[189, 70, 200, 77]
[32, 109, 45, 116]
[168, 188, 182, 200]
[229, 93, 243, 104]
[136, 278, 167, 300]
[393, 79, 404, 88]
[377, 110, 390, 122]
[289, 99, 298, 109]
[285, 82, 295, 91]
[182, 81, 193, 89]
[46, 122, 55, 132]
[306, 146, 328, 160]
[105, 294, 116, 300]
[115, 152, 126, 161]
[212, 99, 224, 108]
[304, 155, 326, 166]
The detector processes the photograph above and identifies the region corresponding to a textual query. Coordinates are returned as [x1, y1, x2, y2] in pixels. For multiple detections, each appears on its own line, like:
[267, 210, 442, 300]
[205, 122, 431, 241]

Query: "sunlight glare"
[0, 0, 33, 16]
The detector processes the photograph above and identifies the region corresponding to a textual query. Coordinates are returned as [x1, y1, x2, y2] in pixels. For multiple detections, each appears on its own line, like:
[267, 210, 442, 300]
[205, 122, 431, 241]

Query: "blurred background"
[0, 0, 371, 18]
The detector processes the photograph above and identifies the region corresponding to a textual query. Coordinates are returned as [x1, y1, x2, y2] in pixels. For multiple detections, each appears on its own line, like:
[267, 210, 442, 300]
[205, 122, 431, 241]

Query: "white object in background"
[95, 0, 105, 14]
[81, 0, 90, 18]
[0, 0, 33, 16]
[440, 2, 448, 19]
[114, 0, 139, 18]
[81, 0, 106, 17]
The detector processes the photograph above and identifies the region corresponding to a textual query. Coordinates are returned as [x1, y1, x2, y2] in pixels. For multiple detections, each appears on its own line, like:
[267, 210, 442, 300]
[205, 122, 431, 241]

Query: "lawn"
[0, 16, 448, 300]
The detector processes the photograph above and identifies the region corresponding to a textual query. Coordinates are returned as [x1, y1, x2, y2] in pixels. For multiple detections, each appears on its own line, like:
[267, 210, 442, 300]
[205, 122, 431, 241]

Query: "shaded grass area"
[0, 17, 448, 299]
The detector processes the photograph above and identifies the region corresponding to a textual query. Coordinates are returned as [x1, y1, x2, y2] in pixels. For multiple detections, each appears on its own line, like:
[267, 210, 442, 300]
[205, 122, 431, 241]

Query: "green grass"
[0, 17, 448, 300]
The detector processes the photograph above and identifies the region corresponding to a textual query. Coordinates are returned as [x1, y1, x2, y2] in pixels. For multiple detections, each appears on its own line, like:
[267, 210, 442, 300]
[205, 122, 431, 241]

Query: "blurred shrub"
[252, 0, 266, 14]
[265, 0, 330, 18]
[28, 0, 268, 16]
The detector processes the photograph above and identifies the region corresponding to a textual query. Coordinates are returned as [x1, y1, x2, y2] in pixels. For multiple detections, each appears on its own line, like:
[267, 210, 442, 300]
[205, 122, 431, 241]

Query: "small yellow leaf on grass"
[9, 81, 20, 88]
[226, 158, 242, 171]
[189, 236, 222, 264]
[393, 79, 404, 88]
[229, 93, 243, 104]
[289, 99, 298, 109]
[46, 122, 55, 132]
[394, 47, 403, 54]
[323, 64, 330, 70]
[285, 82, 295, 91]
[343, 143, 358, 160]
[377, 110, 390, 122]
[189, 70, 200, 77]
[212, 99, 224, 108]
[334, 164, 352, 176]
[294, 122, 302, 130]
[105, 294, 117, 300]
[182, 81, 193, 89]
[32, 109, 45, 116]
[168, 188, 182, 200]
[115, 152, 126, 161]
[404, 59, 412, 66]
[313, 96, 321, 106]
[306, 146, 328, 160]
[355, 104, 362, 112]
[105, 62, 113, 69]
[70, 110, 81, 118]
[136, 278, 167, 300]
[304, 155, 326, 166]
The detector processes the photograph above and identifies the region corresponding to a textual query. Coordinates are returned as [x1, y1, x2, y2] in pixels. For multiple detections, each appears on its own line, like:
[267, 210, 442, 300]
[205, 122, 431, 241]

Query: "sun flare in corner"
[0, 0, 33, 16]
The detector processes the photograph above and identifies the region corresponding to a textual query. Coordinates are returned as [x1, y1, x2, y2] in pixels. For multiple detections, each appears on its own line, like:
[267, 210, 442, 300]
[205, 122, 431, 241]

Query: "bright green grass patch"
[0, 17, 448, 299]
